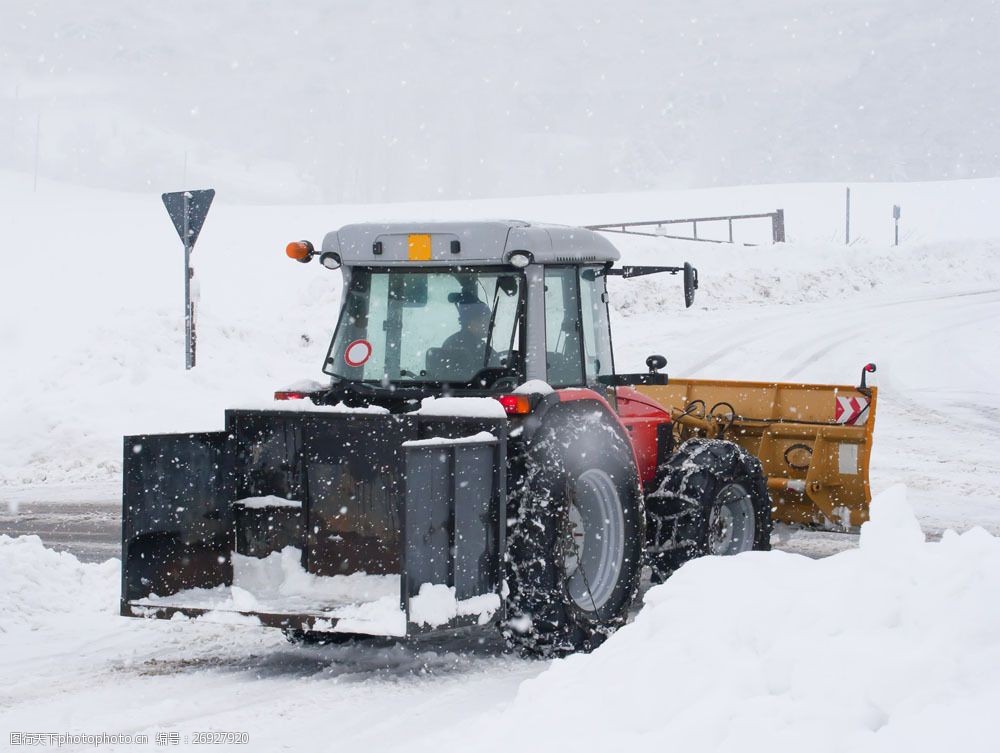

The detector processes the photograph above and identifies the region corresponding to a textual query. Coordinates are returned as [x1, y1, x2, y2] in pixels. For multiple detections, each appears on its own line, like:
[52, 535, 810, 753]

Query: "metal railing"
[586, 209, 785, 245]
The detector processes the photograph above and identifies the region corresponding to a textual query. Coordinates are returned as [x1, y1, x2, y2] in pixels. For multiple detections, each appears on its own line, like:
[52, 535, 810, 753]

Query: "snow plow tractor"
[121, 221, 877, 655]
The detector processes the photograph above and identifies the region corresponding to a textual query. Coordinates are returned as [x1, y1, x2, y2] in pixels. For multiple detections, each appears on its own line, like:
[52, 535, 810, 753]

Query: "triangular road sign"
[162, 189, 215, 250]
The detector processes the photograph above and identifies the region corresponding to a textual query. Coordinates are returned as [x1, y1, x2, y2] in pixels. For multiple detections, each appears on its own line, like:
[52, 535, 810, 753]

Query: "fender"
[616, 386, 673, 488]
[519, 387, 641, 481]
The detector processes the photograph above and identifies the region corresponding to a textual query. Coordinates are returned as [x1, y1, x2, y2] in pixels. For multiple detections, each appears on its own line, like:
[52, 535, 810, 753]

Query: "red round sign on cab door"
[344, 339, 373, 367]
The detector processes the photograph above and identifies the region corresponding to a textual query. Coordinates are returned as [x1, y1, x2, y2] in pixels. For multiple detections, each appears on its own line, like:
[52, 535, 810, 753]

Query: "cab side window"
[543, 267, 585, 387]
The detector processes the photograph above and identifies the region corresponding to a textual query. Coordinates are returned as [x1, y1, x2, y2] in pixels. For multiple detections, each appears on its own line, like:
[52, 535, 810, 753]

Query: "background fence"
[587, 210, 785, 245]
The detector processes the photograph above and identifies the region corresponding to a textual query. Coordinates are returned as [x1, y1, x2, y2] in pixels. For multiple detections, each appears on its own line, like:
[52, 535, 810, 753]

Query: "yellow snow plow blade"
[636, 374, 877, 529]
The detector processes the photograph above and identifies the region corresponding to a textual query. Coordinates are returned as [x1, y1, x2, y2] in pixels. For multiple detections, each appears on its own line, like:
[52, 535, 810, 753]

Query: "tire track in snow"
[776, 289, 1000, 375]
[774, 292, 1000, 441]
[683, 287, 1000, 378]
[781, 305, 1000, 382]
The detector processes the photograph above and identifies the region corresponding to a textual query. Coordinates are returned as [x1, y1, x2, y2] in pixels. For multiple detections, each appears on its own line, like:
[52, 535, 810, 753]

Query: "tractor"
[121, 221, 877, 655]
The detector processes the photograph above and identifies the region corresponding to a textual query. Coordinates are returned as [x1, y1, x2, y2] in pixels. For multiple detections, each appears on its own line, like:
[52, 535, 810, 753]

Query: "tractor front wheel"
[647, 438, 772, 580]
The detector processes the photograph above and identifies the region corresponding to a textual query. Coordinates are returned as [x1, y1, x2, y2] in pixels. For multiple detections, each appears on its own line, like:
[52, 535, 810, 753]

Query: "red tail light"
[496, 394, 532, 415]
[274, 391, 307, 401]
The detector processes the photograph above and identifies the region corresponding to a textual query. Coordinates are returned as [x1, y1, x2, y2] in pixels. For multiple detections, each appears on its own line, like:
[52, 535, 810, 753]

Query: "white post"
[32, 113, 40, 193]
[845, 187, 851, 246]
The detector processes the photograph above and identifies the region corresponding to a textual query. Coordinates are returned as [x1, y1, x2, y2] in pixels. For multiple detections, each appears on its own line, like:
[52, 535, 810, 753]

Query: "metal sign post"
[892, 204, 901, 246]
[162, 189, 215, 370]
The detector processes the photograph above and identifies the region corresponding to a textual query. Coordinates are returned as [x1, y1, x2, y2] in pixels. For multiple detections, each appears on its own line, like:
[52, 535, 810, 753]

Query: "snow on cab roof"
[321, 220, 621, 266]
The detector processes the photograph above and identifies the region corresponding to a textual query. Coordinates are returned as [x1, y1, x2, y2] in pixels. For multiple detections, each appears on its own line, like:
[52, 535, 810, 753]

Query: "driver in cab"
[438, 300, 495, 378]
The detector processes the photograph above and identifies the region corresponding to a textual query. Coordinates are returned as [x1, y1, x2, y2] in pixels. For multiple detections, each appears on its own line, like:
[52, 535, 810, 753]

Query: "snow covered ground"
[1, 172, 999, 749]
[3, 488, 998, 752]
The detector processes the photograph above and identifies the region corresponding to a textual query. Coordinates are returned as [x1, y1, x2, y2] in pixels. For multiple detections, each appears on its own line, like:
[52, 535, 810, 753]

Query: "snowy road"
[2, 500, 870, 569]
[0, 525, 544, 753]
[0, 501, 119, 563]
[0, 500, 863, 564]
[1, 604, 542, 753]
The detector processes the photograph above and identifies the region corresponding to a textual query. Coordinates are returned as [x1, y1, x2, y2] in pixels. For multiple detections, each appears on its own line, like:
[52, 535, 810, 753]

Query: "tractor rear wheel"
[647, 438, 772, 580]
[502, 406, 644, 657]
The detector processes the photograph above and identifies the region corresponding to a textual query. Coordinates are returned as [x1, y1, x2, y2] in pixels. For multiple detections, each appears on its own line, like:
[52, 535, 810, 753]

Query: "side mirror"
[498, 276, 518, 296]
[646, 354, 667, 374]
[683, 262, 698, 308]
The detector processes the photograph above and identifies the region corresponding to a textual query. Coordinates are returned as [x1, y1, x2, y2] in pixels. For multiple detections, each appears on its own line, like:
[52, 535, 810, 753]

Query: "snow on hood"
[426, 485, 1000, 752]
[231, 399, 390, 414]
[413, 396, 507, 419]
[402, 431, 497, 448]
[232, 495, 303, 510]
[275, 379, 328, 393]
[512, 380, 554, 395]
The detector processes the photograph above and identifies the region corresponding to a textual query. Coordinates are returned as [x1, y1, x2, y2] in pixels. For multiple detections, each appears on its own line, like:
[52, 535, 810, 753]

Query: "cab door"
[542, 266, 586, 387]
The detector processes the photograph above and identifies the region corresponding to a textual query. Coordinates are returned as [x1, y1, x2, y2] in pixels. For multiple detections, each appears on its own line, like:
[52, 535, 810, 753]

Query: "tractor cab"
[288, 220, 689, 404]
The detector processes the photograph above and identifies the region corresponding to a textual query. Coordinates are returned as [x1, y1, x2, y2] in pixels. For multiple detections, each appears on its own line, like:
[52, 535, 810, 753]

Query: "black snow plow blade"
[121, 409, 506, 637]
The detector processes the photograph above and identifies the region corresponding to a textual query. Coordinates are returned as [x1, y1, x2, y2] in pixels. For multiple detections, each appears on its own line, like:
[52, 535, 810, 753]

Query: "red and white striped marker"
[835, 396, 870, 425]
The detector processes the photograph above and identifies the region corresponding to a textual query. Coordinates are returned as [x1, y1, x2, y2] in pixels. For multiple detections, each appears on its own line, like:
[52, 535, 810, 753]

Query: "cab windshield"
[325, 268, 525, 387]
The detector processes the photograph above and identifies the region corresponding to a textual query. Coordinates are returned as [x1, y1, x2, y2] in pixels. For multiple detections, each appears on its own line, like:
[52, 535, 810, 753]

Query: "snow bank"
[608, 236, 1000, 313]
[4, 486, 1000, 750]
[444, 486, 1000, 753]
[0, 534, 118, 633]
